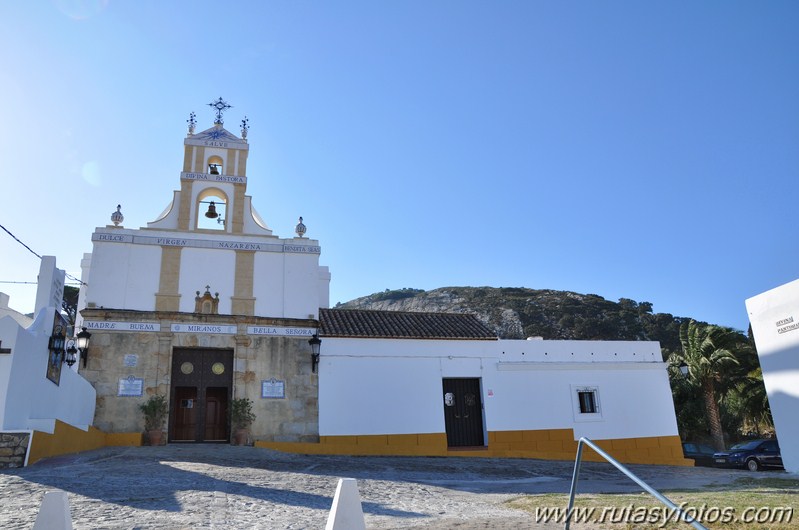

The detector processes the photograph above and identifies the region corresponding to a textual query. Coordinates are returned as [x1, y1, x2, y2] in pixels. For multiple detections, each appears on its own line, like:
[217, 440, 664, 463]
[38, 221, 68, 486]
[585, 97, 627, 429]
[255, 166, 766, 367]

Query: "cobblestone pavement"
[0, 444, 758, 529]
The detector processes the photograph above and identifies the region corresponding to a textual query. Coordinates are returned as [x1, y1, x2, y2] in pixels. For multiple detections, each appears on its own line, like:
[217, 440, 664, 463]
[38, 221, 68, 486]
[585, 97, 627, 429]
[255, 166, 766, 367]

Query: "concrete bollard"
[325, 478, 366, 530]
[33, 490, 73, 530]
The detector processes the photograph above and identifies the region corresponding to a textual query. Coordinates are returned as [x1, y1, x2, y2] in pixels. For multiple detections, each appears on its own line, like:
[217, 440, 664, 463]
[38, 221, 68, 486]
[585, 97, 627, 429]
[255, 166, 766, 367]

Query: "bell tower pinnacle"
[146, 99, 273, 238]
[208, 96, 232, 125]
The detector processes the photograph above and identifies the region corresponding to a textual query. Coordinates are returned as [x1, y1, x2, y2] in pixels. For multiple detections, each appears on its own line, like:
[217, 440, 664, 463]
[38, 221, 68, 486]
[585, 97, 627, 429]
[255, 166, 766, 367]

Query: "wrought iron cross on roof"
[208, 97, 232, 125]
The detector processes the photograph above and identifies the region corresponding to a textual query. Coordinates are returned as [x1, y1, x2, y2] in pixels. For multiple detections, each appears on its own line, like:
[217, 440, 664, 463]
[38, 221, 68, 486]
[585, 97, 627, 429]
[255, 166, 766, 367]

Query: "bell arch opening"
[196, 188, 228, 231]
[207, 155, 223, 175]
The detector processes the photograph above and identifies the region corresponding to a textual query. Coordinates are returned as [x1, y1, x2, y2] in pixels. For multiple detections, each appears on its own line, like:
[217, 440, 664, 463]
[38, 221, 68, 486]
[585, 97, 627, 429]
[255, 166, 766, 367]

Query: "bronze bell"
[205, 201, 219, 219]
[209, 164, 220, 175]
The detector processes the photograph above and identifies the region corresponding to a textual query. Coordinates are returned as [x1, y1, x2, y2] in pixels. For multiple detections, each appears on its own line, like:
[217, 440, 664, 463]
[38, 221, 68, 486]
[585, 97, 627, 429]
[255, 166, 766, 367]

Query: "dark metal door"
[169, 348, 233, 443]
[442, 378, 484, 447]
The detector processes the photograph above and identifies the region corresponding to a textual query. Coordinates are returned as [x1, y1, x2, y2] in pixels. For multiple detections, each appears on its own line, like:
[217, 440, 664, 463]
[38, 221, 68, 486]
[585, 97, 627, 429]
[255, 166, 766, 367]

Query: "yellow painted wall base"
[256, 429, 694, 467]
[106, 432, 143, 447]
[28, 421, 108, 465]
[25, 424, 691, 467]
[27, 424, 143, 465]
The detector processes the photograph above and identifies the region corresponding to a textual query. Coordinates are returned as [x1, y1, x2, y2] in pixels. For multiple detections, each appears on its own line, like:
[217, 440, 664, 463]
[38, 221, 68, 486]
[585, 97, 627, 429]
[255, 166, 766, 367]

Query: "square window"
[571, 385, 603, 422]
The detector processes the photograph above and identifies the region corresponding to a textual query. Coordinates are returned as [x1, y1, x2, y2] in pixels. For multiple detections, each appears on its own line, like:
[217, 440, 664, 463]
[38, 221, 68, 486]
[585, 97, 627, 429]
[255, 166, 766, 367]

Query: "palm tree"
[723, 366, 773, 436]
[670, 320, 740, 451]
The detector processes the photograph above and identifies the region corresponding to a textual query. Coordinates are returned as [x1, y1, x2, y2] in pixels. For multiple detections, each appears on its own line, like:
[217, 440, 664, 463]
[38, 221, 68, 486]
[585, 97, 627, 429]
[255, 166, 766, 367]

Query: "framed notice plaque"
[261, 378, 285, 399]
[118, 376, 144, 397]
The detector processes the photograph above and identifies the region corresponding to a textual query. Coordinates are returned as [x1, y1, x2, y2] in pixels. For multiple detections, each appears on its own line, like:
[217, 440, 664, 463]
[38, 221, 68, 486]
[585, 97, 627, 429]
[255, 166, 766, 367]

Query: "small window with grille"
[578, 390, 597, 413]
[571, 385, 603, 422]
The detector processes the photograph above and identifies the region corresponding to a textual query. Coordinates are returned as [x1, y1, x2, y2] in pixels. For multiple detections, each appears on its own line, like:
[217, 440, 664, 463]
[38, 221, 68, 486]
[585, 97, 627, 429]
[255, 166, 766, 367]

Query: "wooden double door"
[169, 348, 233, 443]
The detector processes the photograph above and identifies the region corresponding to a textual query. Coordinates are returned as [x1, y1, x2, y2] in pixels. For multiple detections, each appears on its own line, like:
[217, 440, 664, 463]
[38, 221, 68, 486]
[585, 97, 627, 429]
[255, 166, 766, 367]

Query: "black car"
[713, 439, 783, 471]
[682, 442, 717, 467]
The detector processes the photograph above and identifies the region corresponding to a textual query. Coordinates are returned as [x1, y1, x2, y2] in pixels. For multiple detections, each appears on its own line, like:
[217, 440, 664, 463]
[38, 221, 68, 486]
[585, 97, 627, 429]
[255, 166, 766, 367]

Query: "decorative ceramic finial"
[187, 112, 196, 135]
[295, 217, 306, 238]
[208, 97, 232, 125]
[111, 205, 124, 227]
[241, 116, 249, 140]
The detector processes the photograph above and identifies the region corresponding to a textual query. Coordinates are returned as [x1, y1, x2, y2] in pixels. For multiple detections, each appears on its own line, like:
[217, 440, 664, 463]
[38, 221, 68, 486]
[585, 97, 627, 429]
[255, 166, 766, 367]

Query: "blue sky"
[1, 1, 797, 332]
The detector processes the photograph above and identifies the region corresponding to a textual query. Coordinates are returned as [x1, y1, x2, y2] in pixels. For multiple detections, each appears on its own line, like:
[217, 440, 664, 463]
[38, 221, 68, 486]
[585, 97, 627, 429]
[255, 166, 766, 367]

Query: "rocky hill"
[337, 287, 690, 355]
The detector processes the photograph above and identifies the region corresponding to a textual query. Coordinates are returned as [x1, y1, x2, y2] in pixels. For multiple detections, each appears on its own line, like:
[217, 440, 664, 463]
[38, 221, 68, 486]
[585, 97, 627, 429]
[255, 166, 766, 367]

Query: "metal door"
[442, 378, 484, 447]
[169, 348, 233, 443]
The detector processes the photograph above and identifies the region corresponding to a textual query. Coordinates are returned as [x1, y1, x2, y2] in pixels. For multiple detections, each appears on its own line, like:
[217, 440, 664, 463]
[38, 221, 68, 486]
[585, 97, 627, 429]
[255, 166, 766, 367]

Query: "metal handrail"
[565, 437, 707, 530]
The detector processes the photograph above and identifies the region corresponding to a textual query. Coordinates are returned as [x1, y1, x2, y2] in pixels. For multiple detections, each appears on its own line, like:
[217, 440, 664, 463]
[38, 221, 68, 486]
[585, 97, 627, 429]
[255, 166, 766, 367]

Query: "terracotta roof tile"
[319, 308, 497, 340]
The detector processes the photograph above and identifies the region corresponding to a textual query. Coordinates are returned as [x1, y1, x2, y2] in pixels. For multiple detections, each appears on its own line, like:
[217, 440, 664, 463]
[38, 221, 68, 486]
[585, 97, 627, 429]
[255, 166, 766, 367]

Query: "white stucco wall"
[82, 233, 161, 311]
[284, 250, 323, 319]
[253, 252, 285, 316]
[318, 267, 331, 310]
[178, 248, 236, 314]
[82, 227, 326, 319]
[0, 308, 96, 433]
[319, 338, 678, 441]
[746, 278, 799, 474]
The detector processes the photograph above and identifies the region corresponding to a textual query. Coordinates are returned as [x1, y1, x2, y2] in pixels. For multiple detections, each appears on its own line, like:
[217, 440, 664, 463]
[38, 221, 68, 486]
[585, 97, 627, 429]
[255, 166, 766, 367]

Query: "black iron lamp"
[64, 340, 78, 367]
[308, 334, 321, 373]
[76, 327, 92, 367]
[48, 325, 66, 355]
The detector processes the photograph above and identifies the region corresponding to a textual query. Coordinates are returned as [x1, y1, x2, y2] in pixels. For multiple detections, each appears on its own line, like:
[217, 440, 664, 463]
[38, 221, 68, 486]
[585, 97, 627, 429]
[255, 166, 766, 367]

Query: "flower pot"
[233, 428, 249, 446]
[147, 429, 163, 446]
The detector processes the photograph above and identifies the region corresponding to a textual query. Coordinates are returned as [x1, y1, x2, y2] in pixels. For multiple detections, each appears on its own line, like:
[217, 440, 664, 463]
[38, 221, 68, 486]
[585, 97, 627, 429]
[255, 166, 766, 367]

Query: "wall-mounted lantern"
[309, 334, 322, 373]
[64, 340, 78, 367]
[76, 327, 92, 367]
[48, 325, 66, 364]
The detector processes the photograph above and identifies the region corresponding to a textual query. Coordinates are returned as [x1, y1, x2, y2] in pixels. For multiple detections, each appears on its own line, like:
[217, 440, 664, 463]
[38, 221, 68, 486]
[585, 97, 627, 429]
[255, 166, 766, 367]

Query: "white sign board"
[247, 326, 316, 337]
[746, 278, 799, 474]
[262, 379, 286, 399]
[118, 376, 144, 397]
[84, 321, 161, 332]
[171, 324, 237, 334]
[91, 232, 321, 254]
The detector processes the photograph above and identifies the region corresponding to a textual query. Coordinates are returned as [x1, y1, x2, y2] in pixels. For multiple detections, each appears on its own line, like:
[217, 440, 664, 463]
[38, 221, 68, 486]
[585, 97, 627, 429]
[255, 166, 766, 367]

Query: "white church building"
[61, 100, 690, 466]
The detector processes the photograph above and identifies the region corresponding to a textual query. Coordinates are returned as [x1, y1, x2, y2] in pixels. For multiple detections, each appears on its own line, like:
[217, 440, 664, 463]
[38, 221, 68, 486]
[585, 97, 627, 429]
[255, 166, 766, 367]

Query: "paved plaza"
[0, 444, 756, 529]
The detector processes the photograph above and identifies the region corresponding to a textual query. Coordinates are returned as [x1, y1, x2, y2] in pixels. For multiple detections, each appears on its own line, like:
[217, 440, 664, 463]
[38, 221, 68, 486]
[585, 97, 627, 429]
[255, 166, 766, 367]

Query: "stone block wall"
[0, 432, 30, 469]
[239, 335, 319, 443]
[80, 309, 319, 442]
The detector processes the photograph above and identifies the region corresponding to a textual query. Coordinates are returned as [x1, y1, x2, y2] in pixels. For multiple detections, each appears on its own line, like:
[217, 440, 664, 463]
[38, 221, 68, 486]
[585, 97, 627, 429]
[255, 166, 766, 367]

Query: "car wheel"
[746, 459, 761, 472]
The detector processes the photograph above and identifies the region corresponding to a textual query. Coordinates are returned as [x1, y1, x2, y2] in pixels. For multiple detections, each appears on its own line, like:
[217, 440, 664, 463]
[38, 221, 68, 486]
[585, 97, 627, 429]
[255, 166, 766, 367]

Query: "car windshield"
[729, 441, 762, 451]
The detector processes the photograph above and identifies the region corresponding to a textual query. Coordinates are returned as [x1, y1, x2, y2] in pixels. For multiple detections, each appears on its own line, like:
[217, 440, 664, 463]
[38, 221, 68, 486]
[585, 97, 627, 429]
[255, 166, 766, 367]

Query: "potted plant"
[231, 397, 256, 445]
[139, 394, 168, 446]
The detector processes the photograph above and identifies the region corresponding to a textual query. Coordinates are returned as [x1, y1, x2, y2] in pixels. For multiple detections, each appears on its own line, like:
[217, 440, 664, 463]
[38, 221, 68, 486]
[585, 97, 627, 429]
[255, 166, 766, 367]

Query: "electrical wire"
[0, 222, 41, 259]
[0, 222, 87, 286]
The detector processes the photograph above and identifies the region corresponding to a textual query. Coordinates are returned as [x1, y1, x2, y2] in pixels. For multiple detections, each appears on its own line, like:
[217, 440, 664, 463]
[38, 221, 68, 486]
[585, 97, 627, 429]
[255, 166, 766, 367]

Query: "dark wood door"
[204, 387, 228, 441]
[172, 386, 198, 441]
[442, 378, 484, 447]
[169, 348, 233, 443]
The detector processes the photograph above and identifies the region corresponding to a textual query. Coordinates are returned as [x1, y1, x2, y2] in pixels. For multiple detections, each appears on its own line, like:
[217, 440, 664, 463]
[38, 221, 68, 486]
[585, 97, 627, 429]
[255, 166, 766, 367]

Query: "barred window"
[578, 390, 597, 414]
